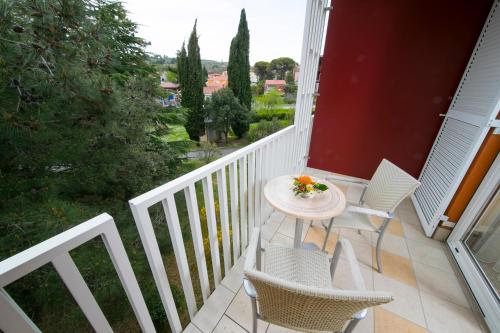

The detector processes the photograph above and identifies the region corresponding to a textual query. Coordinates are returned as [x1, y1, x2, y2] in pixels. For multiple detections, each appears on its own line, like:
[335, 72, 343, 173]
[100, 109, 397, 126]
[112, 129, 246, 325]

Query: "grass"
[164, 124, 190, 142]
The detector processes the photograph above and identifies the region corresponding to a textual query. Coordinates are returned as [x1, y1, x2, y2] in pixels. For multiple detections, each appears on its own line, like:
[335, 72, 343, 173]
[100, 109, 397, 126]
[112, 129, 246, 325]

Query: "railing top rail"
[0, 214, 112, 287]
[129, 124, 296, 209]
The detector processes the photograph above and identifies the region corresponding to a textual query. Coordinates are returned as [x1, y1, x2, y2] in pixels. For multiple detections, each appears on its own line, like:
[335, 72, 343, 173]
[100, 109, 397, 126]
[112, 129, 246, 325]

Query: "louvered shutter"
[413, 0, 500, 237]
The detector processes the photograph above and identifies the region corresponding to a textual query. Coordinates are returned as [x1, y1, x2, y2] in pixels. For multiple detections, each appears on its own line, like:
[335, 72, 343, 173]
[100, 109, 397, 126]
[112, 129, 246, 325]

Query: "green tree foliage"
[253, 61, 270, 81]
[202, 65, 208, 84]
[269, 57, 297, 80]
[0, 0, 182, 330]
[284, 71, 297, 101]
[227, 9, 251, 136]
[0, 0, 178, 198]
[177, 42, 188, 89]
[205, 88, 248, 142]
[181, 21, 205, 141]
[251, 80, 265, 96]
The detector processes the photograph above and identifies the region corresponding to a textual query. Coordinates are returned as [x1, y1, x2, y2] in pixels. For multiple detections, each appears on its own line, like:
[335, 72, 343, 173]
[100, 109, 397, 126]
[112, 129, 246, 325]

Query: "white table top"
[263, 175, 346, 220]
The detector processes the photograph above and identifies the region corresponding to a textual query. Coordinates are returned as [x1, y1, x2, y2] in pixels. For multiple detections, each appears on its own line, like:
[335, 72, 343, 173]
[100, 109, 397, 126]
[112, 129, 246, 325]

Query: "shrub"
[200, 142, 221, 163]
[247, 119, 287, 142]
[254, 108, 294, 121]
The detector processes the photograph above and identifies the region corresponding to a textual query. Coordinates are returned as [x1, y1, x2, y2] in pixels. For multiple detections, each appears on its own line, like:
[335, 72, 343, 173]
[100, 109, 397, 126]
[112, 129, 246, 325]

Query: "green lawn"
[165, 124, 190, 142]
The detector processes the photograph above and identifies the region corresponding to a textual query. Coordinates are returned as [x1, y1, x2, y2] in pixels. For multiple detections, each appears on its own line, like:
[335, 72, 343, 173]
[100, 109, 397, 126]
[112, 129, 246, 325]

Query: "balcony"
[1, 0, 498, 332]
[0, 119, 489, 332]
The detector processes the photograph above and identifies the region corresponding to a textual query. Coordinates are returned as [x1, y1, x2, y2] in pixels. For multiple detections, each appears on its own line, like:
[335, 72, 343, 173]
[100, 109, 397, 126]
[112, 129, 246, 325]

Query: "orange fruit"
[298, 175, 313, 185]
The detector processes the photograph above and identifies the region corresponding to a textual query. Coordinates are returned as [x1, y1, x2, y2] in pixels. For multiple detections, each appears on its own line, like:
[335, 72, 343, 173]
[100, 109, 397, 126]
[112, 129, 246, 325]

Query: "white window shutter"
[413, 0, 500, 237]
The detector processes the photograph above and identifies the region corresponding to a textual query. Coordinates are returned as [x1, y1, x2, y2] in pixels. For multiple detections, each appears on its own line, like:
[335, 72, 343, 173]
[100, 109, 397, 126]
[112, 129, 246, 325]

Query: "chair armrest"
[243, 279, 256, 299]
[325, 175, 368, 187]
[244, 228, 261, 271]
[346, 205, 394, 220]
[339, 238, 366, 291]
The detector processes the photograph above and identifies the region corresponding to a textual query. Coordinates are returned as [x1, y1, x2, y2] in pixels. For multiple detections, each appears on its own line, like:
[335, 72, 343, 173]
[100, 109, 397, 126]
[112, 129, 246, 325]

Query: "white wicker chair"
[244, 228, 393, 333]
[322, 159, 420, 273]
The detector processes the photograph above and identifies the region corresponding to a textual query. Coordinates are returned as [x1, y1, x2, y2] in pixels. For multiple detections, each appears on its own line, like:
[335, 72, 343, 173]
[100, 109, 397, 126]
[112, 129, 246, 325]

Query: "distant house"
[264, 79, 286, 93]
[158, 81, 180, 107]
[160, 81, 180, 91]
[204, 72, 228, 98]
[250, 71, 258, 85]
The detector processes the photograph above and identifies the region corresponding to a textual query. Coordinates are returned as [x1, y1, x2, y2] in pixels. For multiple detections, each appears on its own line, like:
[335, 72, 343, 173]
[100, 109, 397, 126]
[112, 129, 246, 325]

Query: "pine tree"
[227, 9, 251, 137]
[183, 20, 205, 141]
[0, 1, 181, 330]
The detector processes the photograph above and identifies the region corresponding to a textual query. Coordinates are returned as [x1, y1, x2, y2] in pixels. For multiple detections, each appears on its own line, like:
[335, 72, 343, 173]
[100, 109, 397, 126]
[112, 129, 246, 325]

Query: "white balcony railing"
[0, 0, 328, 332]
[0, 214, 156, 333]
[129, 124, 301, 332]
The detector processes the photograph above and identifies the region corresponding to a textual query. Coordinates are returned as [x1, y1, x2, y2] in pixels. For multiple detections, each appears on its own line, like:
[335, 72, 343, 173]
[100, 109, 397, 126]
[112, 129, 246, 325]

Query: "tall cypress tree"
[228, 9, 251, 137]
[183, 20, 205, 141]
[177, 42, 188, 93]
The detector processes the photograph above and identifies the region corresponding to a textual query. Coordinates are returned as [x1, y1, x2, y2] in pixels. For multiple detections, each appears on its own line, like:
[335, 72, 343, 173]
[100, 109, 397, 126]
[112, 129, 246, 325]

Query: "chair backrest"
[363, 159, 420, 213]
[244, 269, 392, 332]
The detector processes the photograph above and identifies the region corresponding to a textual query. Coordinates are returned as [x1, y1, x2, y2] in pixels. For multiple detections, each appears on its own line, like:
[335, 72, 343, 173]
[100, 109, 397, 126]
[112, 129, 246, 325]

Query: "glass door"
[463, 189, 499, 301]
[448, 155, 500, 332]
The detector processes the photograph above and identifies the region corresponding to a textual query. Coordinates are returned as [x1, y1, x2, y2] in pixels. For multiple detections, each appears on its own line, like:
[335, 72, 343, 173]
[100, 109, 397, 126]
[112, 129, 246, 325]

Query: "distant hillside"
[147, 54, 227, 74]
[201, 59, 228, 74]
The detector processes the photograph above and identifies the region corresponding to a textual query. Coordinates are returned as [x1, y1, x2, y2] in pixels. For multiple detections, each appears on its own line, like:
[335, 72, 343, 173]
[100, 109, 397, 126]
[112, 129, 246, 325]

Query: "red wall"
[308, 0, 492, 179]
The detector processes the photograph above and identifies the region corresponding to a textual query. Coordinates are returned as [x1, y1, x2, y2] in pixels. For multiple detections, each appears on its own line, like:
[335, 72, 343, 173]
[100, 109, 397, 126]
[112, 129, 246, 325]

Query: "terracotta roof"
[204, 85, 224, 95]
[265, 80, 286, 85]
[160, 81, 180, 89]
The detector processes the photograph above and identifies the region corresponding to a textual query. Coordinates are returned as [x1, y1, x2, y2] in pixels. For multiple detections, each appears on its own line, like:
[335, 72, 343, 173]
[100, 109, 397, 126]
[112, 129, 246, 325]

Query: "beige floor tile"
[266, 324, 303, 333]
[213, 315, 247, 333]
[373, 272, 426, 327]
[332, 257, 374, 290]
[303, 224, 339, 253]
[226, 287, 269, 333]
[406, 239, 453, 273]
[397, 202, 421, 226]
[222, 255, 245, 292]
[345, 184, 365, 204]
[183, 323, 203, 333]
[338, 227, 372, 245]
[372, 249, 417, 287]
[401, 222, 444, 248]
[261, 213, 283, 243]
[420, 291, 482, 333]
[337, 231, 373, 268]
[277, 216, 310, 240]
[191, 285, 235, 333]
[352, 308, 374, 333]
[269, 232, 294, 247]
[370, 232, 410, 258]
[371, 217, 404, 237]
[412, 261, 470, 309]
[374, 307, 428, 333]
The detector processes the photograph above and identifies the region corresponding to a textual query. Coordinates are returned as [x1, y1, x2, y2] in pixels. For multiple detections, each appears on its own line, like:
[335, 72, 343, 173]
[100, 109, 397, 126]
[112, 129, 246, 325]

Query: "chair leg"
[344, 317, 361, 333]
[375, 218, 391, 273]
[322, 217, 334, 251]
[330, 240, 343, 278]
[251, 297, 258, 333]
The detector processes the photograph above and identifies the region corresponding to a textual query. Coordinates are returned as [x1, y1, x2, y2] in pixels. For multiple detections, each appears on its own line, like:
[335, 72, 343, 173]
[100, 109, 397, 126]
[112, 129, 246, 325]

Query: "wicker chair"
[322, 159, 420, 273]
[244, 228, 393, 333]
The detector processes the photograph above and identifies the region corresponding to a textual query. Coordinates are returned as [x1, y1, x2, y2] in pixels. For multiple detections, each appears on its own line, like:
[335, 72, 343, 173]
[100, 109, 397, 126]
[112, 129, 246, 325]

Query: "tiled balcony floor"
[184, 168, 487, 333]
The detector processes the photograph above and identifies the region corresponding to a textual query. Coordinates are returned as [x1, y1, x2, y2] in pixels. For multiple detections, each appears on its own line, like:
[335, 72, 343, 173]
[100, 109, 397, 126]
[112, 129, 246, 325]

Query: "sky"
[122, 0, 308, 65]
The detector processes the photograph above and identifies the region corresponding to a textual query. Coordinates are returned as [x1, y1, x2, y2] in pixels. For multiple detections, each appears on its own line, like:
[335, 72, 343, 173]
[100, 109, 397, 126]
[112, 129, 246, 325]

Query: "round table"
[263, 175, 346, 248]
